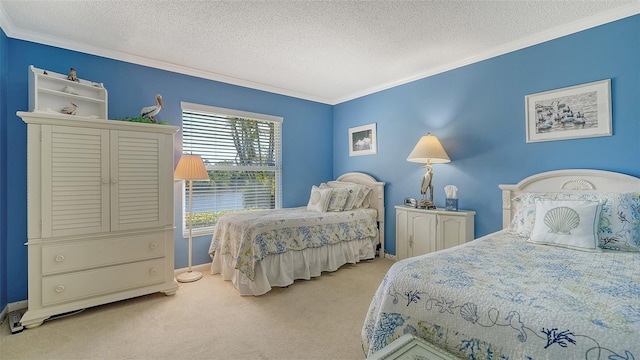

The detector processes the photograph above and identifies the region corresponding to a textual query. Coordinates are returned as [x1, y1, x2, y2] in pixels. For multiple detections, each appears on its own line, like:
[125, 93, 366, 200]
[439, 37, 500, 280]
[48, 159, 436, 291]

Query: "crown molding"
[2, 2, 638, 106]
[334, 3, 640, 104]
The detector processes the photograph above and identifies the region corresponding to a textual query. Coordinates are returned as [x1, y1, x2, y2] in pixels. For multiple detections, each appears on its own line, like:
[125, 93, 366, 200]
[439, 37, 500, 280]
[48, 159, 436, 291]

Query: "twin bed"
[362, 169, 639, 359]
[208, 172, 385, 296]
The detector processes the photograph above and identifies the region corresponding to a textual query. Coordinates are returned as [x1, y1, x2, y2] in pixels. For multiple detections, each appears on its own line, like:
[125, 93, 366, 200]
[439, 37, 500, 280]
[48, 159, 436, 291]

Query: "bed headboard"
[498, 169, 640, 229]
[336, 172, 386, 257]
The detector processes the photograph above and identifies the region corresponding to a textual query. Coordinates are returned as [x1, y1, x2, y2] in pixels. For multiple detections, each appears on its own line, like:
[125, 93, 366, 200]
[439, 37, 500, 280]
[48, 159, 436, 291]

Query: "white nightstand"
[395, 206, 475, 260]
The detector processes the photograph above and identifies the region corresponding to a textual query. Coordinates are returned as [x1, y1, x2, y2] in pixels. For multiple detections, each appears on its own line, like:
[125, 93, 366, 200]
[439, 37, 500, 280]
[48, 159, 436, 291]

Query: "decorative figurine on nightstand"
[67, 68, 79, 82]
[140, 94, 164, 123]
[419, 165, 436, 209]
[60, 102, 78, 115]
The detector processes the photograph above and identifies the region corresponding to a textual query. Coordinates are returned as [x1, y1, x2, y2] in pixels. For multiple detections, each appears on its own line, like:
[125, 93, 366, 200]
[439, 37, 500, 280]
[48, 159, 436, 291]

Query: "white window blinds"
[180, 102, 282, 235]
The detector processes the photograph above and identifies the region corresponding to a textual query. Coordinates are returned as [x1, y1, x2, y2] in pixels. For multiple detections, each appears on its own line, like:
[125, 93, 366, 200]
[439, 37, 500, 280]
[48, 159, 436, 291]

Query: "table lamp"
[406, 133, 450, 209]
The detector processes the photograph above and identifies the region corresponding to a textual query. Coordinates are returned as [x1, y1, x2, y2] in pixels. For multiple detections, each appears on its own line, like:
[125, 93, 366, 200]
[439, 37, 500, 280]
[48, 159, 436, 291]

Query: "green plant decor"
[116, 116, 169, 125]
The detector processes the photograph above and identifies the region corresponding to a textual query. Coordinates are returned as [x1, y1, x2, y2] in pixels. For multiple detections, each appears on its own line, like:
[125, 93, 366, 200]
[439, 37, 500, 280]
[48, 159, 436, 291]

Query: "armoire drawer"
[41, 233, 166, 275]
[41, 258, 166, 306]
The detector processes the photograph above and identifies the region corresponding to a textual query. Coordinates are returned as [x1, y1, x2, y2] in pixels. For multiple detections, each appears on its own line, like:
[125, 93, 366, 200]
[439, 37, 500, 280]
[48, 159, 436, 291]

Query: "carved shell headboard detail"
[561, 179, 596, 190]
[498, 169, 640, 229]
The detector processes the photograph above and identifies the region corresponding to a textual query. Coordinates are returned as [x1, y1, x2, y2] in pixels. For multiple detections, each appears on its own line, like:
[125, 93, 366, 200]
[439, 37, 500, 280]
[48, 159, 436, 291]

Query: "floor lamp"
[174, 154, 209, 283]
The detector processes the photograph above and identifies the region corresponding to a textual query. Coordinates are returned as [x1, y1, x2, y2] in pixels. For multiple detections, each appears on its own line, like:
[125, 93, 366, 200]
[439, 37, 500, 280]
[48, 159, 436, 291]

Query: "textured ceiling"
[0, 1, 638, 104]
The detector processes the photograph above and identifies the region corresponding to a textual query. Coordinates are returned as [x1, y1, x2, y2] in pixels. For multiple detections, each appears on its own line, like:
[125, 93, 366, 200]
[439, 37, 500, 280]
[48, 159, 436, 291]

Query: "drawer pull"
[55, 254, 65, 262]
[102, 178, 109, 184]
[55, 285, 65, 293]
[150, 268, 158, 276]
[149, 242, 158, 249]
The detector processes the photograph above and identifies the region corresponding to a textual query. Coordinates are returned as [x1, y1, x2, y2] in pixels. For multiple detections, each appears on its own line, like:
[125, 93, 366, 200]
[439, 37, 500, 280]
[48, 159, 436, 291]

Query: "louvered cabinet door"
[41, 125, 110, 238]
[110, 130, 172, 231]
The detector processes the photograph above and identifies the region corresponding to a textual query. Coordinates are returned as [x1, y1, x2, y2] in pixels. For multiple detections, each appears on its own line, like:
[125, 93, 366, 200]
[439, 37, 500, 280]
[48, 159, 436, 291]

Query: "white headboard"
[499, 169, 640, 229]
[336, 172, 386, 257]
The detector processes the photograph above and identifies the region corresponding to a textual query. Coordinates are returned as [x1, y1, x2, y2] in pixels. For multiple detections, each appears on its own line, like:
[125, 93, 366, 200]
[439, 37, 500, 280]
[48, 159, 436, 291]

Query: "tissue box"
[445, 198, 458, 211]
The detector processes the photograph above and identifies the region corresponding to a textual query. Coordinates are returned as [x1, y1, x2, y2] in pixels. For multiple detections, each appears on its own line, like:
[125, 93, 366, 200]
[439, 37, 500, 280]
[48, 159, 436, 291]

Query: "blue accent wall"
[333, 15, 640, 254]
[0, 15, 638, 309]
[1, 39, 333, 304]
[1, 27, 8, 311]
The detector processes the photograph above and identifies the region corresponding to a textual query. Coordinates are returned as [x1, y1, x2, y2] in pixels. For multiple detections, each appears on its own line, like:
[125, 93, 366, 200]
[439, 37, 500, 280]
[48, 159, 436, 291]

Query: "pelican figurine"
[140, 94, 164, 123]
[60, 102, 78, 115]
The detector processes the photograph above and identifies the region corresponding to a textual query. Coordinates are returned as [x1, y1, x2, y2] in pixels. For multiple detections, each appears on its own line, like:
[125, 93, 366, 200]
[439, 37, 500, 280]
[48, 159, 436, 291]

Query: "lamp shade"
[174, 154, 209, 180]
[406, 133, 451, 164]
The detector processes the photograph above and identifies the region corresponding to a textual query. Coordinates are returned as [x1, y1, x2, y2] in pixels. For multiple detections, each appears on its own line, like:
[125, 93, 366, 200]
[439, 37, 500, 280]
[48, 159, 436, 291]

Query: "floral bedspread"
[362, 230, 639, 359]
[209, 207, 378, 281]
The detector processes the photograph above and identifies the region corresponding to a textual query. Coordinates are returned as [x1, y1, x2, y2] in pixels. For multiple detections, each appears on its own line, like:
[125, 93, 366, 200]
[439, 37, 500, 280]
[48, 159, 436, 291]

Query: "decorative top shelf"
[28, 65, 108, 119]
[38, 88, 106, 104]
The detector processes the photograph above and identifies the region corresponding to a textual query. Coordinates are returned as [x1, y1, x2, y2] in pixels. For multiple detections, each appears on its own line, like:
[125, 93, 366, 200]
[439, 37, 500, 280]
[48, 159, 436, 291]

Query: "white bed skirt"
[210, 237, 378, 296]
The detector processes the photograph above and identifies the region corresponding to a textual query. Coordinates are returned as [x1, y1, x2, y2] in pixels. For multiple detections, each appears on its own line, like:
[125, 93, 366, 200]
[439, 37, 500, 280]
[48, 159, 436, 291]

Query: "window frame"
[179, 102, 283, 237]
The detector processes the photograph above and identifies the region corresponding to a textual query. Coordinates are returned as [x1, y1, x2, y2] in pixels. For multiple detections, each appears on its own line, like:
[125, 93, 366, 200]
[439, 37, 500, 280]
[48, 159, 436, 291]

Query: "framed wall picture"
[349, 123, 377, 156]
[525, 79, 612, 143]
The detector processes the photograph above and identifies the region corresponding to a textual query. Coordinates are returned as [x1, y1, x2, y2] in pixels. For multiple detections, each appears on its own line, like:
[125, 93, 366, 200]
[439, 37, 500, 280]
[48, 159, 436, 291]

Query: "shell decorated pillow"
[529, 199, 603, 251]
[509, 192, 640, 252]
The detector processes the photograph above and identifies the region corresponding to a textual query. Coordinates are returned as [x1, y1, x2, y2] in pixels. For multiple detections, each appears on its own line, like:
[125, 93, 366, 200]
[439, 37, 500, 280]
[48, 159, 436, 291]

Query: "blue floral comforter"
[209, 207, 378, 281]
[362, 230, 639, 359]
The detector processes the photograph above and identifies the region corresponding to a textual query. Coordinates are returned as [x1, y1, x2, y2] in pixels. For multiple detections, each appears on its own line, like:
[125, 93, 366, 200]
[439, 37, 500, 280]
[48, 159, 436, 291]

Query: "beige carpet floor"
[1, 258, 394, 360]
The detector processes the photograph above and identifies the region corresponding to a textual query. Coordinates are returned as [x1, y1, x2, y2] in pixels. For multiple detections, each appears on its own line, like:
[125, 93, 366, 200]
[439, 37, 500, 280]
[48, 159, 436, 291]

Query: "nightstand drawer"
[41, 232, 166, 275]
[41, 258, 166, 306]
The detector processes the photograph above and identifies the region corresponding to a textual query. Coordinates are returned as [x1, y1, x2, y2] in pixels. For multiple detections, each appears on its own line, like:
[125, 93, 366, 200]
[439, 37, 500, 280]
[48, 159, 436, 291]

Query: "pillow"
[508, 192, 541, 237]
[326, 181, 371, 210]
[352, 185, 371, 208]
[361, 188, 373, 209]
[306, 185, 332, 212]
[326, 187, 349, 212]
[593, 192, 640, 252]
[508, 192, 640, 251]
[529, 199, 603, 251]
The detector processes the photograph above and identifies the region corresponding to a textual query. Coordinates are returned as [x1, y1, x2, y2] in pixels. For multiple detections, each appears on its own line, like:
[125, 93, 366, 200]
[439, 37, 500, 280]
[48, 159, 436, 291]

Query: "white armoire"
[19, 111, 179, 328]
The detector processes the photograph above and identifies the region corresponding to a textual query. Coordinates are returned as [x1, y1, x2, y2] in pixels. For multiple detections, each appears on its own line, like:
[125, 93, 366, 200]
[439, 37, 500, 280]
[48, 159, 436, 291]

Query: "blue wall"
[333, 15, 640, 254]
[1, 15, 638, 309]
[1, 27, 8, 310]
[1, 39, 333, 304]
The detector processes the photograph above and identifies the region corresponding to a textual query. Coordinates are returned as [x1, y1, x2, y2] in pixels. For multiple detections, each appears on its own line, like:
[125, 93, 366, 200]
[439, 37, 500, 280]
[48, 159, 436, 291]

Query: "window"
[180, 102, 282, 236]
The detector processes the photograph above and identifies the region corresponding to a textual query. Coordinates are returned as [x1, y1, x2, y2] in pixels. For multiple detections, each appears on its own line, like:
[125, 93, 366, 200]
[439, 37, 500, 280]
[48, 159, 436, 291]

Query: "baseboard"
[385, 253, 396, 261]
[173, 262, 211, 276]
[0, 300, 29, 325]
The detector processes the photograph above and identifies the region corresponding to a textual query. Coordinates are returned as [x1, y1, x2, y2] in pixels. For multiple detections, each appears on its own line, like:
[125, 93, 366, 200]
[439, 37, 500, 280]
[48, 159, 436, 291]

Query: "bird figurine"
[60, 102, 78, 115]
[67, 68, 79, 82]
[420, 165, 433, 195]
[140, 94, 164, 123]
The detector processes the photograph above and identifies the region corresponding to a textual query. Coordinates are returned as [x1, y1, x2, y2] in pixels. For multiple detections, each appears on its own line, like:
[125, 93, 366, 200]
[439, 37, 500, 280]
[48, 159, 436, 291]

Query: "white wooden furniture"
[395, 206, 474, 260]
[499, 169, 640, 227]
[338, 172, 386, 258]
[28, 65, 108, 119]
[19, 111, 179, 328]
[368, 334, 461, 360]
